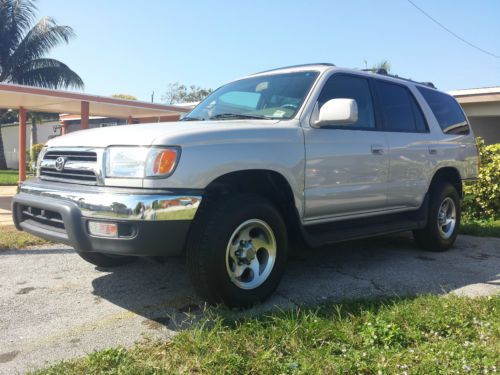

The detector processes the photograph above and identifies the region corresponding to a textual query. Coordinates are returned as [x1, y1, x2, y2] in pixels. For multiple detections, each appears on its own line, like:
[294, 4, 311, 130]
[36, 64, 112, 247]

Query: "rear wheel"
[413, 182, 460, 251]
[77, 252, 136, 267]
[186, 193, 288, 307]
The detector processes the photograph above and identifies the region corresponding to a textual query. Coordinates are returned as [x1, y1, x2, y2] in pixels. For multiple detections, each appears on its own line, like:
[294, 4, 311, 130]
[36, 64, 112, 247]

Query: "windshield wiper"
[209, 113, 269, 120]
[180, 116, 205, 121]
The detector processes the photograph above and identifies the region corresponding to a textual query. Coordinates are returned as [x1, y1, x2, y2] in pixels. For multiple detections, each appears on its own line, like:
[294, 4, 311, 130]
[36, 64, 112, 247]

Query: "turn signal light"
[153, 149, 177, 175]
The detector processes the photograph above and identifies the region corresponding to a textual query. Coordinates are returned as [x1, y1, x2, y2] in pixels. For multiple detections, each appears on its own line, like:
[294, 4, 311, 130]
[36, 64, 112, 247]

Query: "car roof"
[249, 63, 334, 77]
[249, 63, 437, 91]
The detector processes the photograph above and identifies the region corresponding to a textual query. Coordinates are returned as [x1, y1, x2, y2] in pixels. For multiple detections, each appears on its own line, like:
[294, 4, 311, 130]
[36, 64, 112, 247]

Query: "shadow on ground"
[1, 233, 499, 375]
[90, 233, 500, 329]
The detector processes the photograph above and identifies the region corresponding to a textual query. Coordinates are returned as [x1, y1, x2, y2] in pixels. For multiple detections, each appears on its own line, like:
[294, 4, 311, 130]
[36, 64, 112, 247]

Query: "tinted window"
[374, 80, 428, 132]
[417, 87, 469, 134]
[318, 75, 375, 129]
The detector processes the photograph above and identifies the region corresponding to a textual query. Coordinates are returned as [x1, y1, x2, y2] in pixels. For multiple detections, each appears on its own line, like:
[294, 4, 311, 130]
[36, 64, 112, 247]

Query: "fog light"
[88, 221, 118, 238]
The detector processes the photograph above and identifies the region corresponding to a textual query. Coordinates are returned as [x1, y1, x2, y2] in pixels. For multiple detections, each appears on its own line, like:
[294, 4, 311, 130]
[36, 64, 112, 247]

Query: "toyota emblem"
[54, 156, 66, 172]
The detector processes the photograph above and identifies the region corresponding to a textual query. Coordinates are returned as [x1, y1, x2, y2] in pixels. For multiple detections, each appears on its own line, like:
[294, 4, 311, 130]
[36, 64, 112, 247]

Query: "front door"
[304, 74, 389, 222]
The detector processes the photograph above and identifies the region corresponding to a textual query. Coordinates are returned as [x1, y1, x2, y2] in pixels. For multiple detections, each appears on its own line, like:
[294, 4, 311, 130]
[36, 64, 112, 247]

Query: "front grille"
[20, 205, 65, 232]
[40, 168, 97, 182]
[44, 150, 97, 162]
[40, 149, 98, 185]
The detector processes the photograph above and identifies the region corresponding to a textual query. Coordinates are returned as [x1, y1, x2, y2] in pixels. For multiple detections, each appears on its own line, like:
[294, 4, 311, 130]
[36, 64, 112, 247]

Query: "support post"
[61, 121, 68, 135]
[18, 107, 27, 183]
[81, 101, 89, 129]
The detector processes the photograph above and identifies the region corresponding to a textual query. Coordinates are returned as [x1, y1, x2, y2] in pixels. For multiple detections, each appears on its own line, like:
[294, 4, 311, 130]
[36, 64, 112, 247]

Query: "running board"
[300, 195, 428, 247]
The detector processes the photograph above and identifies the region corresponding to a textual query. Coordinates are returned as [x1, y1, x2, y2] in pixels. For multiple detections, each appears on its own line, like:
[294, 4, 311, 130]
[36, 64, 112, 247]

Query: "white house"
[449, 86, 500, 145]
[1, 120, 59, 169]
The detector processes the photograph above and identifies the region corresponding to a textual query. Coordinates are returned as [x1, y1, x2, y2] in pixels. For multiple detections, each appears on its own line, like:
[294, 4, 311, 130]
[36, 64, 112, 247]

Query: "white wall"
[460, 102, 500, 145]
[468, 117, 500, 145]
[1, 121, 59, 169]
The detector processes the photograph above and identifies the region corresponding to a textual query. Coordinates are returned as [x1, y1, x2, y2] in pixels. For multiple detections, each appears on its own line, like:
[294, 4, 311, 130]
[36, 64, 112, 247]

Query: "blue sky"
[37, 0, 500, 102]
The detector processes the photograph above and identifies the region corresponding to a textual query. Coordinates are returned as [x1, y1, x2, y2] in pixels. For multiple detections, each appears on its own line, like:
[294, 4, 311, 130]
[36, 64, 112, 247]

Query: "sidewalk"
[0, 185, 17, 226]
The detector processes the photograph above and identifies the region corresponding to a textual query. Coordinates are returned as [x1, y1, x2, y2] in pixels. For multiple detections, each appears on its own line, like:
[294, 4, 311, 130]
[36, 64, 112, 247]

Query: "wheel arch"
[200, 169, 303, 240]
[427, 167, 463, 198]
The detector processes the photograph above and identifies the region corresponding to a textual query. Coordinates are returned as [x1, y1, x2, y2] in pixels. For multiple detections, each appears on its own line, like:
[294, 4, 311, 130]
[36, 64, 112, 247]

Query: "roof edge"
[0, 83, 190, 113]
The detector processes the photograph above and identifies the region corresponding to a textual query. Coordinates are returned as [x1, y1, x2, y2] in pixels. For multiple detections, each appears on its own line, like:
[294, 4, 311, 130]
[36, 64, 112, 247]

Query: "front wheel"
[77, 252, 137, 267]
[186, 193, 288, 307]
[413, 182, 461, 251]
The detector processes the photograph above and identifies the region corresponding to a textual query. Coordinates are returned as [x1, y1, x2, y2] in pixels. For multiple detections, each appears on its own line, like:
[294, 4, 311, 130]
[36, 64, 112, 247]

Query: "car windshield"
[183, 71, 319, 121]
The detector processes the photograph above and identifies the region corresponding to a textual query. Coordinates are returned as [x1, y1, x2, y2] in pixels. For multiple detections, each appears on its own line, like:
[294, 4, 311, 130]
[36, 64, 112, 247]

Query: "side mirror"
[313, 98, 358, 127]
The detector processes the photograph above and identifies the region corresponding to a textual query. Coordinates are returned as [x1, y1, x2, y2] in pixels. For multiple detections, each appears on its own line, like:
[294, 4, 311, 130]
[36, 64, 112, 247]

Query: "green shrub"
[27, 143, 45, 173]
[462, 138, 500, 220]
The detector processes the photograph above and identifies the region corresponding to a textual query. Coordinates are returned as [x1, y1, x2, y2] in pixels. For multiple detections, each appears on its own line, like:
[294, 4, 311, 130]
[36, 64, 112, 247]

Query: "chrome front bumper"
[17, 179, 202, 221]
[12, 179, 203, 256]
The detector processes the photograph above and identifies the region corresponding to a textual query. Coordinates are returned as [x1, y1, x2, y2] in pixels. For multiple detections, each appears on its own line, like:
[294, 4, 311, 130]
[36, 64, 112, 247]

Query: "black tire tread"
[186, 193, 287, 307]
[185, 194, 225, 304]
[413, 182, 460, 252]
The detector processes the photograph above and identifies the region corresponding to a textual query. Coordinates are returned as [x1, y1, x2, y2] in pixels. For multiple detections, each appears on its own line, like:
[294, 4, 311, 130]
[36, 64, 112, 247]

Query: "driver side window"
[318, 75, 375, 129]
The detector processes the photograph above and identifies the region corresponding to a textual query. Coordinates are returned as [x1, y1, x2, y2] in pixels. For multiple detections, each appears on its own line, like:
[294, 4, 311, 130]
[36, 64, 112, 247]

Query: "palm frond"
[372, 60, 391, 73]
[0, 0, 84, 91]
[12, 58, 84, 89]
[0, 0, 37, 65]
[8, 16, 75, 67]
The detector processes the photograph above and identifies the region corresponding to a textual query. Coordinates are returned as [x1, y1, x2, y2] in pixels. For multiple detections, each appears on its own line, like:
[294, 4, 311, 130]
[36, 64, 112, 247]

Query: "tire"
[413, 182, 461, 252]
[77, 252, 137, 267]
[186, 193, 288, 308]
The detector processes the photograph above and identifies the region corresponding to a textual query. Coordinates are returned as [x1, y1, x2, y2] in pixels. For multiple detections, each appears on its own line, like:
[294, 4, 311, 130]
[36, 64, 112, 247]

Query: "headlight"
[106, 146, 179, 178]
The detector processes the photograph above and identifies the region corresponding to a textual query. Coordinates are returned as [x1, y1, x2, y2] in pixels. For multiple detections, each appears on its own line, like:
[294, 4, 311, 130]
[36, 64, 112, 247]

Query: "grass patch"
[0, 169, 18, 185]
[460, 220, 500, 238]
[33, 295, 499, 374]
[0, 225, 52, 250]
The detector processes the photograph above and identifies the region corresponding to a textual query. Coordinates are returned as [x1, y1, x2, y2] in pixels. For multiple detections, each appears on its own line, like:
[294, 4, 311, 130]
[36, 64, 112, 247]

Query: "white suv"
[13, 64, 479, 306]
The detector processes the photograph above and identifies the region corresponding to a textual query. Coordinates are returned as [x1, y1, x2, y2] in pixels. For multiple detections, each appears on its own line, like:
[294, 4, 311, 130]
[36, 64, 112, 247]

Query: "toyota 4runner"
[12, 63, 479, 307]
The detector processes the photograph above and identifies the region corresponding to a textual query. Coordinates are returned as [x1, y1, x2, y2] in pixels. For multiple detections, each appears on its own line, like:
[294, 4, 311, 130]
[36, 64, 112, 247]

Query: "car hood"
[46, 119, 283, 148]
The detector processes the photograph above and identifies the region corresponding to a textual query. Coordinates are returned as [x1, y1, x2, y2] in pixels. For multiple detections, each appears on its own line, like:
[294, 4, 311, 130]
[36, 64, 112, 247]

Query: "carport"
[0, 83, 190, 183]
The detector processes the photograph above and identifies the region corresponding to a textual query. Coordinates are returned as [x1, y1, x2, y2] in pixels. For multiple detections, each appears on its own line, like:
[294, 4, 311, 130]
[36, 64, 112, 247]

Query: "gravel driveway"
[1, 234, 499, 374]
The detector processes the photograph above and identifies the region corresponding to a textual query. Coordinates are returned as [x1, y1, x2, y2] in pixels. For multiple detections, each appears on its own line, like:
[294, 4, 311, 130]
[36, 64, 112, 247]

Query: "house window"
[99, 122, 118, 128]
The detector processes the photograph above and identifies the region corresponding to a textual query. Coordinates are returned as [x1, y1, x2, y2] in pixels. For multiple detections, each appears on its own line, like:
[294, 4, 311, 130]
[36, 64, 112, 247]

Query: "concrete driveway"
[0, 186, 16, 226]
[0, 196, 12, 211]
[1, 234, 499, 374]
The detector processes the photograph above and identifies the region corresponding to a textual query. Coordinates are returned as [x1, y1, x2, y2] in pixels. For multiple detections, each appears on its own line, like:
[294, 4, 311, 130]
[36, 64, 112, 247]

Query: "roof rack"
[252, 63, 335, 75]
[361, 68, 436, 89]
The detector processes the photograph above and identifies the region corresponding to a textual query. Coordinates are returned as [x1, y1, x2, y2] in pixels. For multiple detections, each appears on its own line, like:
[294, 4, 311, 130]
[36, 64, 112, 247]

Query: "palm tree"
[372, 60, 391, 73]
[0, 0, 83, 169]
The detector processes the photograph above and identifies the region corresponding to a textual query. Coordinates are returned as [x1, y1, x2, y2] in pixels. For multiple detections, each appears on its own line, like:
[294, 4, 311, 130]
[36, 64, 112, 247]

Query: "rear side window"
[318, 75, 376, 129]
[417, 87, 469, 135]
[374, 80, 428, 132]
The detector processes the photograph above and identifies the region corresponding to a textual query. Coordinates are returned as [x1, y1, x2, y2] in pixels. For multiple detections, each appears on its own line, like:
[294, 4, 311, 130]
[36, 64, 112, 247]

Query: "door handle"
[428, 147, 438, 155]
[371, 144, 386, 155]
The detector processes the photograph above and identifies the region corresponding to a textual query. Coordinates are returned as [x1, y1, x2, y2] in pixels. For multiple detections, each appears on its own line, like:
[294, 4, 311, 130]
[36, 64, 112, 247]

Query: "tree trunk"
[0, 109, 8, 169]
[31, 113, 38, 146]
[0, 124, 7, 169]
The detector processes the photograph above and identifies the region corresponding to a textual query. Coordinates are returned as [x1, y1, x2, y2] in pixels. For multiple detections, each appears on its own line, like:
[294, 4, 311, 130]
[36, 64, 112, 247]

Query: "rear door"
[303, 74, 389, 221]
[372, 80, 435, 209]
